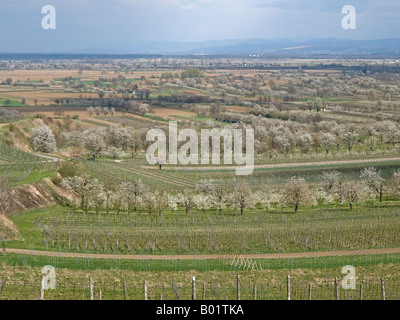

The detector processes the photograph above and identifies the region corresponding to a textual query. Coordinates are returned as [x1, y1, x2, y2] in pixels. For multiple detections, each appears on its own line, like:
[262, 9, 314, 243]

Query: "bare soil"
[152, 107, 197, 119]
[3, 183, 55, 216]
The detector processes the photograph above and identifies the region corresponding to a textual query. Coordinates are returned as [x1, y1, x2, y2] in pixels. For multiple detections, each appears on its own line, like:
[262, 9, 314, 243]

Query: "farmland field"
[1, 54, 400, 302]
[5, 204, 400, 255]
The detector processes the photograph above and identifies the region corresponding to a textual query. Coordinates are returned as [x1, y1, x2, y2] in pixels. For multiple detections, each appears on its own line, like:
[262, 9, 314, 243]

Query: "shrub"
[58, 162, 78, 178]
[51, 175, 63, 186]
[8, 123, 16, 132]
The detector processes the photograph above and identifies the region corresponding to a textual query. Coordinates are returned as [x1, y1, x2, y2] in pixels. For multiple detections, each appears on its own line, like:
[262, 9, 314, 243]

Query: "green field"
[0, 98, 24, 107]
[4, 203, 400, 255]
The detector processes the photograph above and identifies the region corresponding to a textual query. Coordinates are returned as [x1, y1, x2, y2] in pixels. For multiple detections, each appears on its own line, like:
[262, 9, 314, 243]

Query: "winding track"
[142, 156, 400, 171]
[5, 247, 400, 260]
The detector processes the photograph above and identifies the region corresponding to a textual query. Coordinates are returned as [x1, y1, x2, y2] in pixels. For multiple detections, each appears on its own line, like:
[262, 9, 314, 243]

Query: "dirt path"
[5, 247, 400, 260]
[142, 157, 400, 171]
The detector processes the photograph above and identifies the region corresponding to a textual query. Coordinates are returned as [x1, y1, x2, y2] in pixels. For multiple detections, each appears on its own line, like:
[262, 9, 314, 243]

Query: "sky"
[0, 0, 399, 52]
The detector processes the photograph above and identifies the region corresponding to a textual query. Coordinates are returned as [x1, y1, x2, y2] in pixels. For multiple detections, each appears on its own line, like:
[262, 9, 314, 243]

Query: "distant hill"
[69, 38, 400, 55]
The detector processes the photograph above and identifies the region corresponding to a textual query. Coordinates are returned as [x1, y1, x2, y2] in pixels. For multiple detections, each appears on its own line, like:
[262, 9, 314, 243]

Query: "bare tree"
[193, 194, 212, 214]
[63, 115, 72, 131]
[97, 89, 105, 100]
[321, 170, 342, 194]
[360, 167, 385, 202]
[154, 190, 168, 216]
[119, 180, 147, 213]
[196, 179, 226, 214]
[230, 183, 256, 215]
[297, 133, 313, 154]
[106, 146, 125, 162]
[282, 177, 312, 213]
[177, 191, 195, 216]
[142, 191, 156, 215]
[321, 133, 336, 154]
[340, 180, 365, 210]
[342, 131, 359, 153]
[84, 132, 105, 161]
[87, 107, 94, 117]
[387, 129, 400, 148]
[0, 177, 9, 215]
[94, 107, 102, 116]
[61, 175, 103, 213]
[391, 170, 400, 199]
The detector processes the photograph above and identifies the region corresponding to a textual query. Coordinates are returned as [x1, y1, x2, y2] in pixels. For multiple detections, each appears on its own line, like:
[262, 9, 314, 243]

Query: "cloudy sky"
[1, 0, 399, 52]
